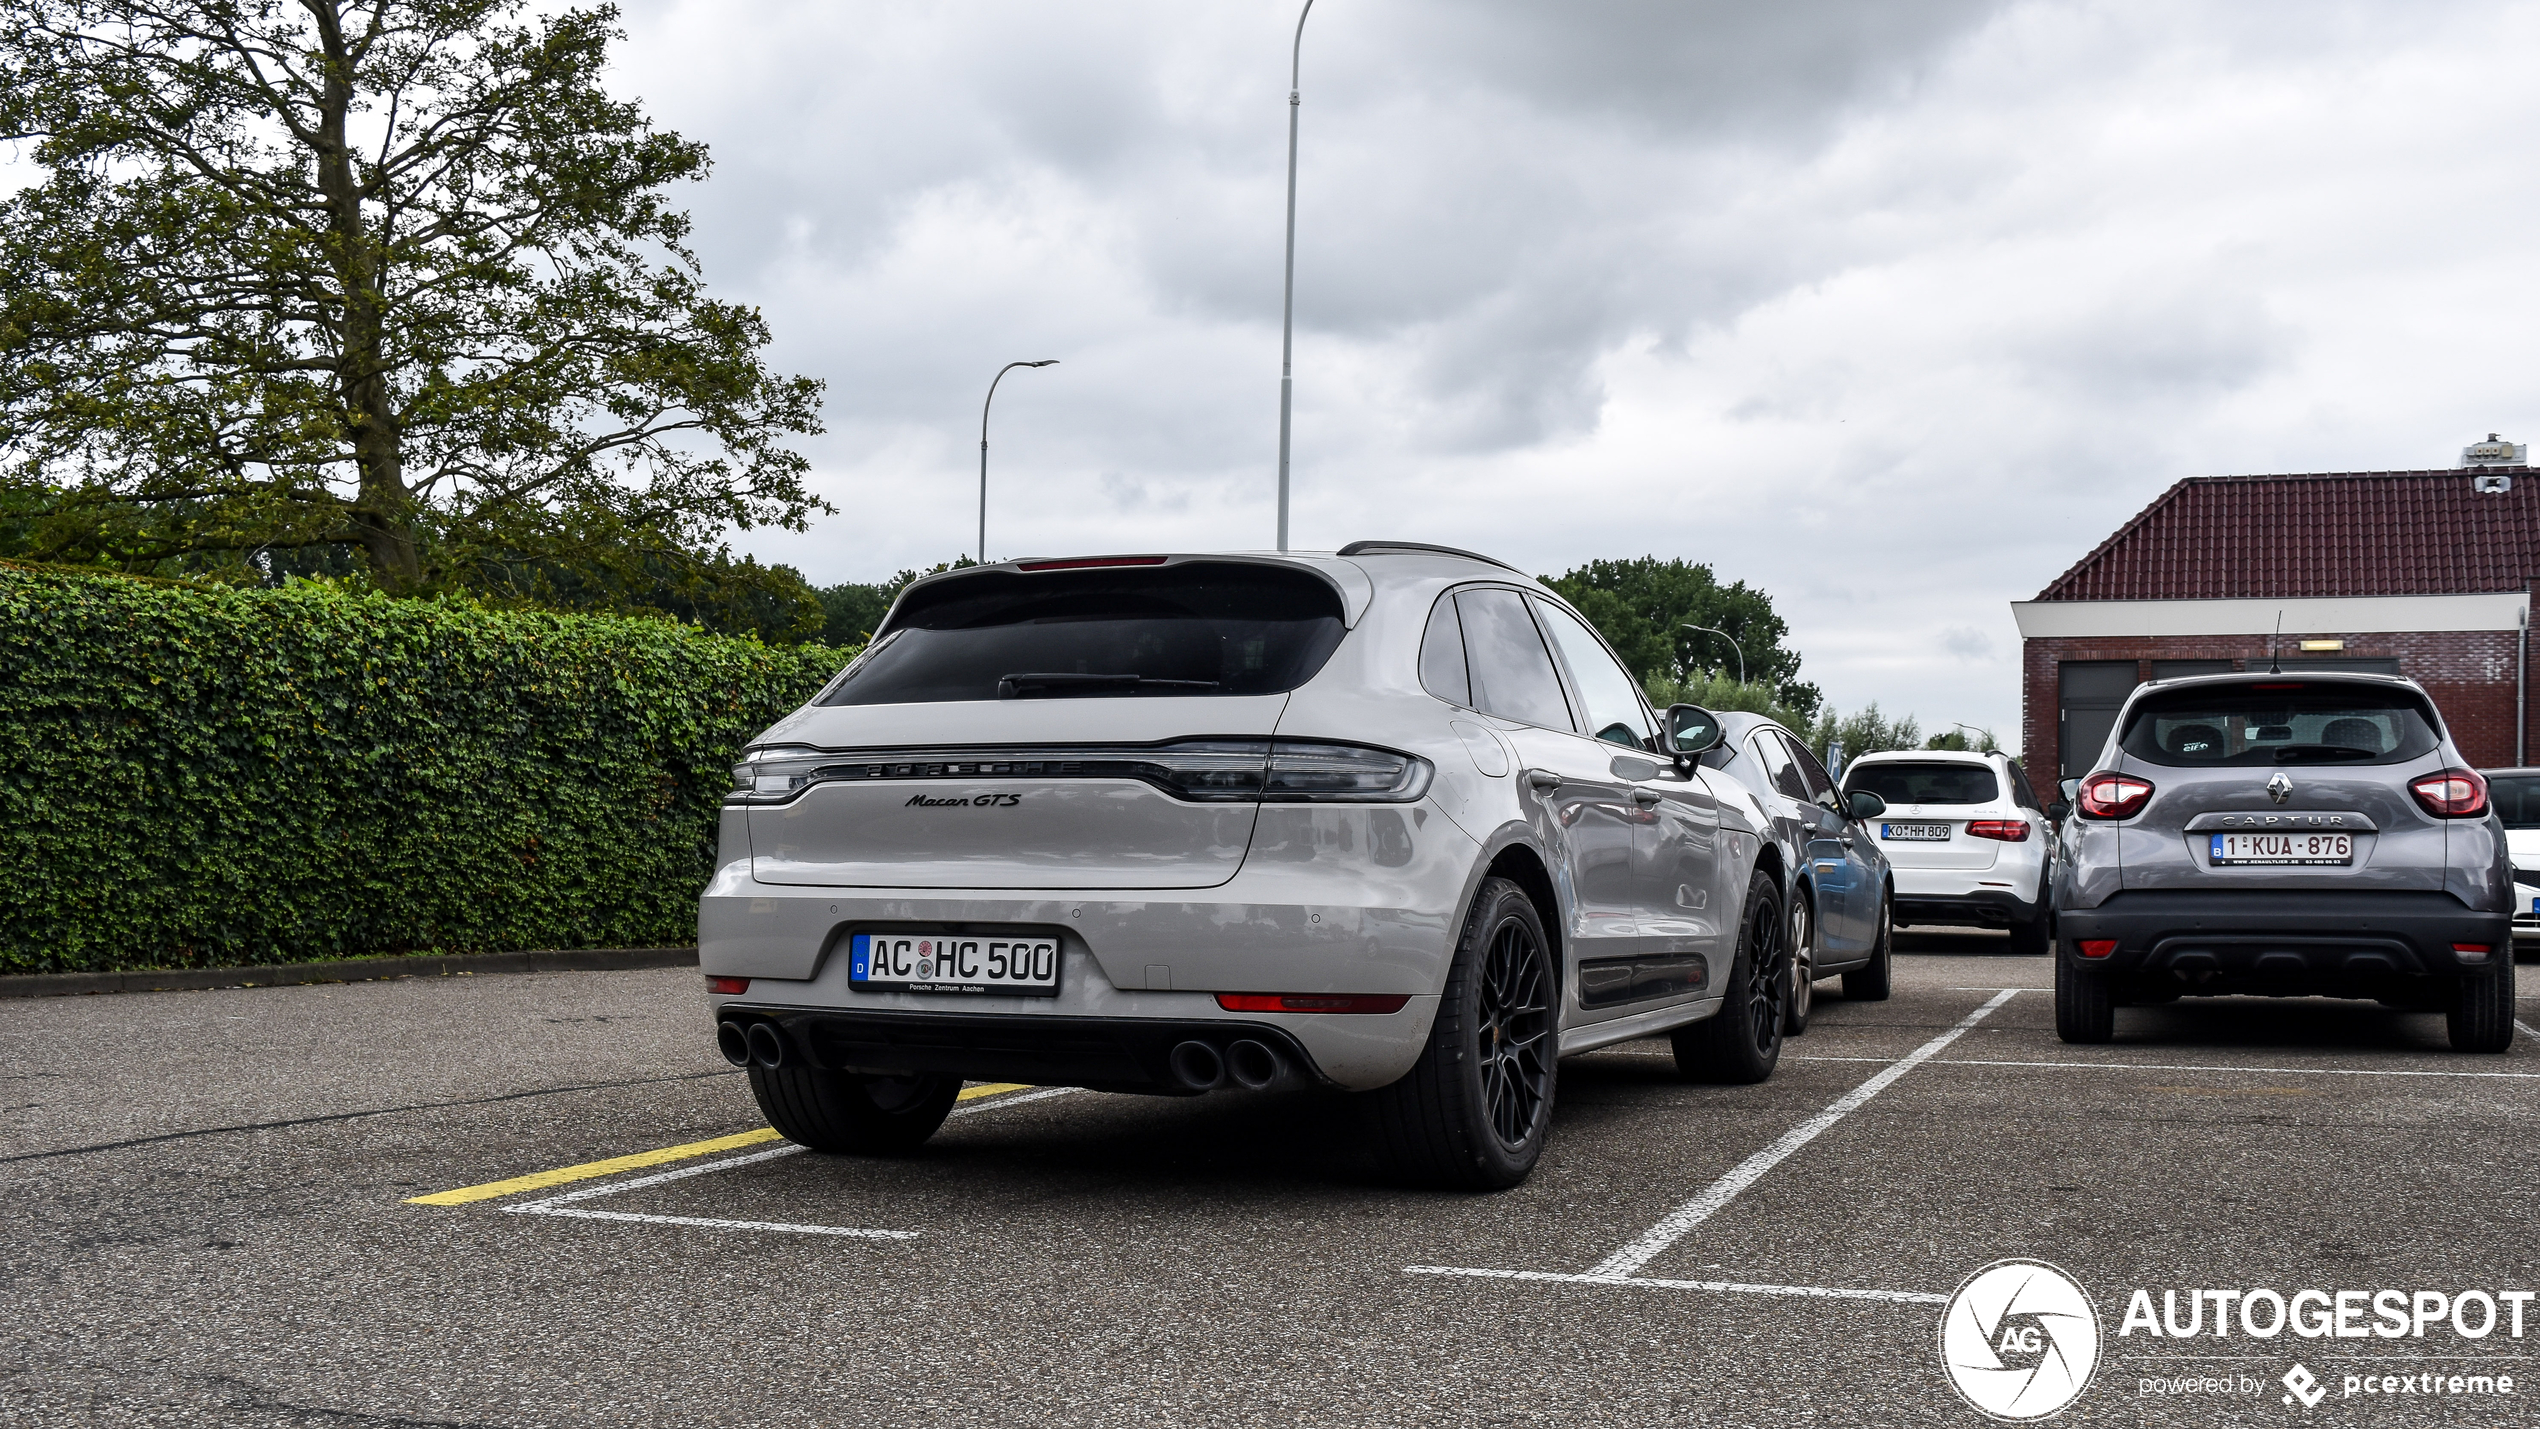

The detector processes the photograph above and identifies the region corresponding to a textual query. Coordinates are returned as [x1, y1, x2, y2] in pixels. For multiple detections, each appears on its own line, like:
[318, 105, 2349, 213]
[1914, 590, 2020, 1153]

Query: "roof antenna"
[2268, 610, 2282, 674]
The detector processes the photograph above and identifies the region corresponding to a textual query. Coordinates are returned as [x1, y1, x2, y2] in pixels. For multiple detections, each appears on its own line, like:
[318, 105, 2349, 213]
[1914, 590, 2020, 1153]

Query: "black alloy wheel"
[1476, 908, 1557, 1146]
[1368, 876, 1559, 1189]
[1676, 866, 1786, 1084]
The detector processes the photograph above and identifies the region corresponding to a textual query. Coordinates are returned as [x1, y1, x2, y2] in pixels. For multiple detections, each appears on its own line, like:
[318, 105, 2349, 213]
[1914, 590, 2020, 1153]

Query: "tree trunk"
[306, 0, 421, 591]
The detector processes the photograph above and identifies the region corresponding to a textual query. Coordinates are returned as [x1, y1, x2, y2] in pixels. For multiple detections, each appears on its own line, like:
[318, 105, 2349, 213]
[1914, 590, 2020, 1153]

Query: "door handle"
[1525, 769, 1562, 792]
[1631, 788, 1662, 807]
[1839, 834, 1856, 848]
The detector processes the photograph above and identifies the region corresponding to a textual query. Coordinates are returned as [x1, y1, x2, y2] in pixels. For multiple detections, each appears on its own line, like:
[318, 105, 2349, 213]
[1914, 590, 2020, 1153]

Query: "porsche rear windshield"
[1843, 762, 1999, 806]
[2117, 683, 2440, 766]
[820, 562, 1348, 705]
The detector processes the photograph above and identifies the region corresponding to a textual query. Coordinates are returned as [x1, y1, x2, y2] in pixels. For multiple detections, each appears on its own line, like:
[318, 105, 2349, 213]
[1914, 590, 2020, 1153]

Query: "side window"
[2005, 760, 2041, 810]
[1418, 595, 1469, 706]
[1753, 731, 1807, 801]
[1532, 598, 1655, 748]
[1453, 588, 1574, 731]
[1781, 732, 1838, 805]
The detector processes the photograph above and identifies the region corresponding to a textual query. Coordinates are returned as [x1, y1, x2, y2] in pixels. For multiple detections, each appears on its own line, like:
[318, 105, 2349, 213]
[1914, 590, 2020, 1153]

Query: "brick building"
[2014, 461, 2540, 799]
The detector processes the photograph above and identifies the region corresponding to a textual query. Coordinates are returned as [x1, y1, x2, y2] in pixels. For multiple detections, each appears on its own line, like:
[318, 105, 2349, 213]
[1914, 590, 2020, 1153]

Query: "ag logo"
[1940, 1259, 2102, 1421]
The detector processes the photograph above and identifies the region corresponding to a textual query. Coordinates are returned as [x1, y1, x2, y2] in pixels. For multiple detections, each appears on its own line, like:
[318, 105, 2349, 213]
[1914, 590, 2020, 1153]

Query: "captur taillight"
[2076, 773, 2154, 820]
[2409, 767, 2489, 818]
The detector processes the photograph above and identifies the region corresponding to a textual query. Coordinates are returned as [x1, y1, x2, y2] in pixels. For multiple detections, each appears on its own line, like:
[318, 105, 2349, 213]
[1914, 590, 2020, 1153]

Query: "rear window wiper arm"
[996, 672, 1222, 699]
[2271, 744, 2379, 763]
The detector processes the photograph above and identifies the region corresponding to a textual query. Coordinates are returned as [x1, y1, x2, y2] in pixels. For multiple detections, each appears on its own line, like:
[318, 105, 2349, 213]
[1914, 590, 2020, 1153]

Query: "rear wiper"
[2271, 744, 2378, 763]
[996, 672, 1222, 699]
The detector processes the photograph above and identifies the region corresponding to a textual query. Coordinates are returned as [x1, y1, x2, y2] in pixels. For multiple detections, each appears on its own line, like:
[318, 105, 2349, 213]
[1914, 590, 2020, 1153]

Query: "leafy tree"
[814, 557, 979, 647]
[1543, 557, 1820, 723]
[1803, 702, 1924, 770]
[1643, 671, 1812, 733]
[1923, 726, 2002, 753]
[0, 0, 825, 596]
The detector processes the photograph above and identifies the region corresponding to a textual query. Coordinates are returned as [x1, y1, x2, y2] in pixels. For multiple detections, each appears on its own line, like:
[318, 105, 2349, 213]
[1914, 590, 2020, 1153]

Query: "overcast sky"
[608, 0, 2540, 743]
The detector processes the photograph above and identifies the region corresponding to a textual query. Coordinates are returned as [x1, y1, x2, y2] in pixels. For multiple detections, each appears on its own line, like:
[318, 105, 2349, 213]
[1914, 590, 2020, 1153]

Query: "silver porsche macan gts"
[702, 542, 1872, 1188]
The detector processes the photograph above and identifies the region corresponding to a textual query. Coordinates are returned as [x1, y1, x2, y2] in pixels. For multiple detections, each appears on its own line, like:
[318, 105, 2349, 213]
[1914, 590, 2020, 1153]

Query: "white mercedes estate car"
[700, 543, 1820, 1188]
[1839, 747, 2057, 955]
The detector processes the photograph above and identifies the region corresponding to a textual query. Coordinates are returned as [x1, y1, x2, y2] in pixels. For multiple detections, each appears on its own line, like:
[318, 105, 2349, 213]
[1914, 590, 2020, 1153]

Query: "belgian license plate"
[849, 932, 1060, 996]
[1882, 823, 1950, 841]
[2208, 833, 2353, 866]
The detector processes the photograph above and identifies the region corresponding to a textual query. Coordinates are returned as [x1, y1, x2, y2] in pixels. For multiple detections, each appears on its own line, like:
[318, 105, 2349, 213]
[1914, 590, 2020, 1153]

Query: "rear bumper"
[1895, 886, 2041, 929]
[722, 1006, 1327, 1096]
[1891, 860, 2043, 928]
[2057, 890, 2510, 992]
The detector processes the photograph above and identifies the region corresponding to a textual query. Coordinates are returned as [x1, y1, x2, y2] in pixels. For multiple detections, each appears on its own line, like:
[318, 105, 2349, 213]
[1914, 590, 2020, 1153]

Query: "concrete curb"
[0, 946, 700, 999]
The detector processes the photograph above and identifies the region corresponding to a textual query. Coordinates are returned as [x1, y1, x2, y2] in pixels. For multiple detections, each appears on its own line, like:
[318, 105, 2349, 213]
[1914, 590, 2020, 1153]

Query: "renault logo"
[2266, 772, 2293, 805]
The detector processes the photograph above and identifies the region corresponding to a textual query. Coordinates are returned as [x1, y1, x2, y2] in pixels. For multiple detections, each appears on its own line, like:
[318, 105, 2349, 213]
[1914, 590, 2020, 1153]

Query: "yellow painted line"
[406, 1128, 785, 1205]
[405, 1082, 1038, 1206]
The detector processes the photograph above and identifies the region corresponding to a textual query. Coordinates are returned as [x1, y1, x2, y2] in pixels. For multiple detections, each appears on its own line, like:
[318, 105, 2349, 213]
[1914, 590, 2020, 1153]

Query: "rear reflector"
[706, 976, 750, 995]
[2453, 944, 2494, 965]
[1215, 993, 1411, 1014]
[2077, 940, 2117, 959]
[1015, 556, 1169, 571]
[1966, 819, 2030, 842]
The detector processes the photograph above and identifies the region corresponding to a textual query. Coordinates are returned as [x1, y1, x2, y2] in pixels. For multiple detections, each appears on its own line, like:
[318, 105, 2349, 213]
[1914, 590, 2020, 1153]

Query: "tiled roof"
[2036, 468, 2540, 601]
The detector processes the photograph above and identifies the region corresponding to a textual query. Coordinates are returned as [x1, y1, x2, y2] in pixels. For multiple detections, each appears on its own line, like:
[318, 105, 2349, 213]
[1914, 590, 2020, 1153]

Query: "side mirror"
[1663, 703, 1725, 755]
[2058, 777, 2081, 805]
[1846, 789, 1887, 821]
[2047, 800, 2072, 822]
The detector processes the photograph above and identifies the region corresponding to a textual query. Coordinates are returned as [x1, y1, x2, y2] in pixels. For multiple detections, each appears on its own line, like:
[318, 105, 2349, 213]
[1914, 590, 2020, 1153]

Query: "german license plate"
[849, 932, 1060, 995]
[1881, 823, 1950, 841]
[2208, 833, 2352, 866]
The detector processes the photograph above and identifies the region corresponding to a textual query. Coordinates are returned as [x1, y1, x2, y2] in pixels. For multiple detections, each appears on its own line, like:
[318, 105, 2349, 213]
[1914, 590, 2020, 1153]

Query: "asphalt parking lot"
[7, 931, 2539, 1428]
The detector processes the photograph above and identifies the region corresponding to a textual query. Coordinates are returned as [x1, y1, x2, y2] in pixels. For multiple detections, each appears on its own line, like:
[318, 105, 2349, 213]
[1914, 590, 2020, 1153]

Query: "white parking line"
[1403, 1265, 1945, 1305]
[1783, 1055, 2540, 1081]
[500, 1086, 1084, 1239]
[1583, 989, 2021, 1279]
[2518, 1019, 2540, 1041]
[515, 1206, 919, 1238]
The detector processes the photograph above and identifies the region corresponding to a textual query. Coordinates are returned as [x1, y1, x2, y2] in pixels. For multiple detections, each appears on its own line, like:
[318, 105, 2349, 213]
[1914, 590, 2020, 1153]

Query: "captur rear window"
[2117, 682, 2440, 766]
[820, 562, 1347, 705]
[1844, 762, 1999, 806]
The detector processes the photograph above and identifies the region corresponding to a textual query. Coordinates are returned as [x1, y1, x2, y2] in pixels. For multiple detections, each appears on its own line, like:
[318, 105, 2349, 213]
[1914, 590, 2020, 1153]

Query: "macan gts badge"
[701, 544, 1851, 1189]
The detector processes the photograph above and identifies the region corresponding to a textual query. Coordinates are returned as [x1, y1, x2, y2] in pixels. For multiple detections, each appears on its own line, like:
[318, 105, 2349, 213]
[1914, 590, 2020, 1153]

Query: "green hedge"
[0, 564, 851, 974]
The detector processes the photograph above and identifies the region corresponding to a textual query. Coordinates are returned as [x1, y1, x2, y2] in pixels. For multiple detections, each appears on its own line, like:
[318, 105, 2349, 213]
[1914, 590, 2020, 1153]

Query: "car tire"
[1840, 889, 1893, 1002]
[2055, 955, 2115, 1044]
[2447, 958, 2517, 1053]
[749, 1065, 961, 1154]
[1368, 875, 1558, 1190]
[1675, 867, 1787, 1084]
[1785, 891, 1817, 1036]
[2007, 876, 2053, 958]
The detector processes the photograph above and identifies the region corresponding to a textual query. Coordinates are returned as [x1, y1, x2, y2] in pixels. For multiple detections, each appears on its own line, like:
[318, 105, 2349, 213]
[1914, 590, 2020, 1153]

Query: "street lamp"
[1274, 0, 1316, 553]
[1681, 624, 1745, 686]
[979, 359, 1059, 564]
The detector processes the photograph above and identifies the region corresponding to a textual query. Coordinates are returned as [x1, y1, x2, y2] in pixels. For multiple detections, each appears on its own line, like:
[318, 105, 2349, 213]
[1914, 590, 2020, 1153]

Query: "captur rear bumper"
[2058, 890, 2511, 993]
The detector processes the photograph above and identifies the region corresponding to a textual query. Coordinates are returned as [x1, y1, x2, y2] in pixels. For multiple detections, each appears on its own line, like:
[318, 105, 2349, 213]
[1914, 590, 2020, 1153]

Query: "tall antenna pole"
[1275, 0, 1315, 553]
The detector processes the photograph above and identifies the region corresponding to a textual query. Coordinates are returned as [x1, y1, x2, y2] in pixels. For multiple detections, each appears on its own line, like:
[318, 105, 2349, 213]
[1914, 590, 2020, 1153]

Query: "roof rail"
[1335, 540, 1524, 573]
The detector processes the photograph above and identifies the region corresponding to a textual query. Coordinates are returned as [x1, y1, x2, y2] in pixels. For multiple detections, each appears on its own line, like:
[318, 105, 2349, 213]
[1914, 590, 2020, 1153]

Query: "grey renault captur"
[702, 543, 1796, 1188]
[2051, 670, 2515, 1051]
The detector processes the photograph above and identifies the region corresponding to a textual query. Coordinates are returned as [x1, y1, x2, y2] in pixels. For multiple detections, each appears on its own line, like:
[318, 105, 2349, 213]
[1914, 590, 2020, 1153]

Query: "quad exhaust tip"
[743, 1021, 788, 1070]
[1168, 1039, 1225, 1091]
[1225, 1038, 1284, 1090]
